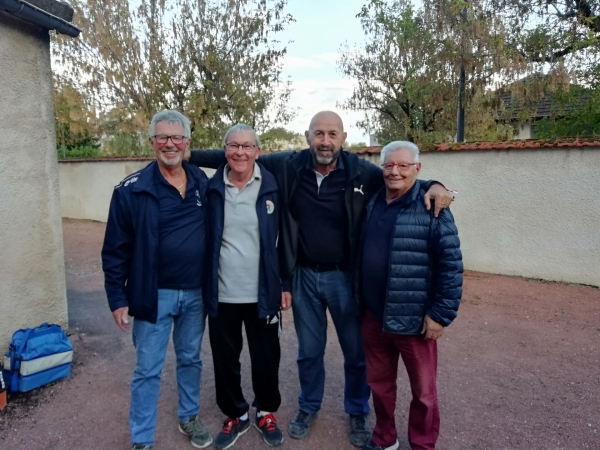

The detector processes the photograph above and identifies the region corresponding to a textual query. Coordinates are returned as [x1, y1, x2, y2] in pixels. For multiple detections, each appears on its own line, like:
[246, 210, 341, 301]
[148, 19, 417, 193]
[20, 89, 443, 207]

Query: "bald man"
[188, 111, 453, 447]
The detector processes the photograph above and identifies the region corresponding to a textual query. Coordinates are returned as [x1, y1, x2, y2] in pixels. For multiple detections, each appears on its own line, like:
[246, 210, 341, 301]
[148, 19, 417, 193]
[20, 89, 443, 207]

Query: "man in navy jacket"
[101, 110, 212, 450]
[205, 124, 290, 449]
[358, 141, 463, 450]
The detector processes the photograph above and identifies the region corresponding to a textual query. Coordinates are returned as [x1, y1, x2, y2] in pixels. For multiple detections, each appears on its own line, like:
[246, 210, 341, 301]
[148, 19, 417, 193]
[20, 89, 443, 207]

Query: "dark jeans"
[291, 266, 370, 415]
[362, 310, 440, 450]
[208, 302, 281, 418]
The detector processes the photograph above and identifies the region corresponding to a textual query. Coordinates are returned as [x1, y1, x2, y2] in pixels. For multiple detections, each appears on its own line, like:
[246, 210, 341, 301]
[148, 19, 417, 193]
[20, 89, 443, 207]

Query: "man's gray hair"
[222, 124, 261, 147]
[149, 110, 191, 137]
[380, 140, 420, 163]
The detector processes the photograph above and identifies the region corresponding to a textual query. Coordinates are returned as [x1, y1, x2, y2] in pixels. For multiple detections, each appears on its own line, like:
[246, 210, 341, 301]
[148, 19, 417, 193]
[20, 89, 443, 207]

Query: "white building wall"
[59, 160, 215, 222]
[418, 148, 599, 287]
[0, 12, 68, 351]
[58, 148, 600, 287]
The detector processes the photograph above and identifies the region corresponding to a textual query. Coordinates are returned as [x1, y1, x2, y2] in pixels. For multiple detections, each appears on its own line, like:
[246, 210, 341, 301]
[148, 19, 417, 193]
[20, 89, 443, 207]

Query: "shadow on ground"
[1, 219, 599, 449]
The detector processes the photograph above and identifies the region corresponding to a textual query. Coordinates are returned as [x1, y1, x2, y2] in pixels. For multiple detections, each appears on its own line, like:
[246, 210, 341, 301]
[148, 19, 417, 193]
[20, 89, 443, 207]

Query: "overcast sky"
[276, 0, 370, 144]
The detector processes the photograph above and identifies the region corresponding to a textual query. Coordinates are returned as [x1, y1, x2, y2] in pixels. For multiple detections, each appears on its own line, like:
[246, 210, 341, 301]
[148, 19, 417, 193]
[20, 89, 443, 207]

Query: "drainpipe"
[0, 0, 80, 37]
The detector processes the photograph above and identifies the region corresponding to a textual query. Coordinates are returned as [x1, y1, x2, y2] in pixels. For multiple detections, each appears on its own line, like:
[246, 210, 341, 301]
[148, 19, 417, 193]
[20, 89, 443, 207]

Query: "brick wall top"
[351, 137, 600, 155]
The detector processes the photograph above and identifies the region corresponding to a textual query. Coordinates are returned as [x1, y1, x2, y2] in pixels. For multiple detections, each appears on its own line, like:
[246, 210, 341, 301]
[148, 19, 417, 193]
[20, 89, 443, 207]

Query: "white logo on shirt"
[354, 185, 364, 195]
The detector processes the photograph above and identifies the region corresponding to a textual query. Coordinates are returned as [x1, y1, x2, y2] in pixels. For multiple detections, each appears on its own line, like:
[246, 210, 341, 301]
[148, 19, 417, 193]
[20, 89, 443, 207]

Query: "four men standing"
[103, 109, 460, 450]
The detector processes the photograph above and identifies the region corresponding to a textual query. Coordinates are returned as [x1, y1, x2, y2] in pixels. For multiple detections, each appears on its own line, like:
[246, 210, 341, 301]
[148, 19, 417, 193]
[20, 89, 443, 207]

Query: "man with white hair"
[204, 124, 289, 449]
[357, 141, 463, 450]
[102, 110, 212, 450]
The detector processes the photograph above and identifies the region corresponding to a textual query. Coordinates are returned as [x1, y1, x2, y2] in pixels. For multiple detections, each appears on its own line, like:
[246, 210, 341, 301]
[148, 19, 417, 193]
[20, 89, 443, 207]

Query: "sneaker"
[179, 415, 213, 449]
[214, 416, 250, 449]
[131, 445, 153, 450]
[254, 412, 284, 446]
[362, 439, 400, 450]
[288, 410, 317, 439]
[349, 414, 372, 447]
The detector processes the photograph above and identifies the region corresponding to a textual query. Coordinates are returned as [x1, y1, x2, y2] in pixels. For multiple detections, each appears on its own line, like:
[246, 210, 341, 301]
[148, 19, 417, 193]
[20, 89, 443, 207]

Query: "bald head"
[305, 111, 347, 167]
[308, 111, 345, 133]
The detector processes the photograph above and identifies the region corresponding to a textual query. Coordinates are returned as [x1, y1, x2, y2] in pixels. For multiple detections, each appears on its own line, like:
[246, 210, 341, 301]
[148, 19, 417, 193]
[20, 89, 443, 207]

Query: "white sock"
[256, 410, 272, 418]
[239, 412, 248, 421]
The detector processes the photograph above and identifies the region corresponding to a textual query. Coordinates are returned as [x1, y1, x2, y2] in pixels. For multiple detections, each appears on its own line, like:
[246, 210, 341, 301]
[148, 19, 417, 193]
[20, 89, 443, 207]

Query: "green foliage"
[57, 144, 102, 158]
[338, 0, 600, 143]
[103, 131, 151, 156]
[53, 0, 297, 149]
[259, 127, 304, 151]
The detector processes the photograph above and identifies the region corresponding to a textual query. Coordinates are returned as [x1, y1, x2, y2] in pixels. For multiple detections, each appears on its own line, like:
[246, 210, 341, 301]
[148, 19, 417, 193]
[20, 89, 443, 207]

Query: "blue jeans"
[129, 288, 205, 445]
[292, 266, 370, 415]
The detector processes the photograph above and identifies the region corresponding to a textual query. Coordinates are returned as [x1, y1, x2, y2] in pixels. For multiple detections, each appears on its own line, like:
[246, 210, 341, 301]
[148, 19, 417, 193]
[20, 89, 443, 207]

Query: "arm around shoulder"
[189, 149, 227, 168]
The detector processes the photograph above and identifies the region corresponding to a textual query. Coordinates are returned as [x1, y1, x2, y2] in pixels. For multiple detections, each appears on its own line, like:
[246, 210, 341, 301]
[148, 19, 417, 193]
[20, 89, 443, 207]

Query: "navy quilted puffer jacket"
[357, 180, 463, 334]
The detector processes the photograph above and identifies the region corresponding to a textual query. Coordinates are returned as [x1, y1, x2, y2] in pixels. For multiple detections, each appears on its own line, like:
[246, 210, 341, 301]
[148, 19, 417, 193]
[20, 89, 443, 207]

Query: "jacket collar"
[295, 148, 360, 180]
[208, 162, 278, 196]
[131, 160, 159, 196]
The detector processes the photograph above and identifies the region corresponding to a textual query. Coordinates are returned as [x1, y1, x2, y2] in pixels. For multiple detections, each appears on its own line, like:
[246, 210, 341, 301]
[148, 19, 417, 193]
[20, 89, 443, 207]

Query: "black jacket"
[204, 163, 282, 318]
[356, 181, 463, 334]
[190, 148, 435, 289]
[101, 161, 208, 323]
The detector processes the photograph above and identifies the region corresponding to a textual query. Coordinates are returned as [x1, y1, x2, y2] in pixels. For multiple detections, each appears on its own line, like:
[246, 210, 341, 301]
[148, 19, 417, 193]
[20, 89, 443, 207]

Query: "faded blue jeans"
[292, 266, 370, 416]
[129, 288, 205, 445]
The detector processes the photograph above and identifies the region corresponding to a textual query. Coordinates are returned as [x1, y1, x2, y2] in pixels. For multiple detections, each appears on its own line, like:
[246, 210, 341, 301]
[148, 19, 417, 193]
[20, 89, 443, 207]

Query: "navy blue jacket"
[357, 180, 463, 334]
[204, 163, 282, 319]
[101, 161, 208, 323]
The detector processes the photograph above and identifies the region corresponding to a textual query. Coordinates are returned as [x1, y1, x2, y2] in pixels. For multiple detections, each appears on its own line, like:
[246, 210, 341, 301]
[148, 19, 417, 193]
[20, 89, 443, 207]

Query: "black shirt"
[361, 184, 417, 322]
[291, 155, 349, 265]
[155, 163, 206, 289]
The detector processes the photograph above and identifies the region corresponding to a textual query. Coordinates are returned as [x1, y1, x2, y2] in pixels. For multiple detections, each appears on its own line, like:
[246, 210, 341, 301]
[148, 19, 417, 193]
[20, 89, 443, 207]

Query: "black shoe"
[362, 439, 400, 450]
[288, 410, 317, 439]
[349, 414, 372, 447]
[254, 412, 284, 446]
[214, 416, 250, 450]
[131, 445, 153, 450]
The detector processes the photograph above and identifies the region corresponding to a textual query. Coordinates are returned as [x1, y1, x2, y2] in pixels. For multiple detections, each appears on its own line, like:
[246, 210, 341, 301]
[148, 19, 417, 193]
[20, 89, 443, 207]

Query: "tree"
[338, 0, 518, 143]
[259, 127, 304, 151]
[338, 0, 600, 143]
[53, 0, 296, 148]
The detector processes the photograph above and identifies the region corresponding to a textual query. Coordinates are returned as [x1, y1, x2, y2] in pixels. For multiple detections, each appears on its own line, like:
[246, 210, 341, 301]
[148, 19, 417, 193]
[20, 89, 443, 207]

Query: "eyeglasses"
[225, 143, 257, 152]
[152, 134, 188, 145]
[381, 162, 418, 172]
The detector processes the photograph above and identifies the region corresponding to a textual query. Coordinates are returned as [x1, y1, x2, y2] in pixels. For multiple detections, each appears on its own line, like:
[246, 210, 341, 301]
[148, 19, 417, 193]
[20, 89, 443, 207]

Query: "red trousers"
[361, 310, 440, 450]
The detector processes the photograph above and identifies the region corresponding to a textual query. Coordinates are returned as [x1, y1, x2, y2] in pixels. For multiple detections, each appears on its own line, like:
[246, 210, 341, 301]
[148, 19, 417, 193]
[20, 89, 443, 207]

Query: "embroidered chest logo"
[266, 200, 275, 214]
[354, 185, 364, 195]
[195, 190, 202, 206]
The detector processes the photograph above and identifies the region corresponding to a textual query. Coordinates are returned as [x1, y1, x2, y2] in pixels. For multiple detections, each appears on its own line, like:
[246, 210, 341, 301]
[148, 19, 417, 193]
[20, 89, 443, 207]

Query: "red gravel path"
[1, 219, 598, 450]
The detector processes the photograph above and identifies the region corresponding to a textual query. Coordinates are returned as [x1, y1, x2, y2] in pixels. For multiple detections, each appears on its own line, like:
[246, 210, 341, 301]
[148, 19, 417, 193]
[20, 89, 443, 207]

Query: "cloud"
[282, 55, 323, 69]
[284, 78, 369, 143]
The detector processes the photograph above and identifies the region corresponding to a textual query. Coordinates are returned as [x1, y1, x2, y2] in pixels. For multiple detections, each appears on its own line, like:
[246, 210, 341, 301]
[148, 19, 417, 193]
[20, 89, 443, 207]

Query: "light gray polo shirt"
[218, 163, 262, 304]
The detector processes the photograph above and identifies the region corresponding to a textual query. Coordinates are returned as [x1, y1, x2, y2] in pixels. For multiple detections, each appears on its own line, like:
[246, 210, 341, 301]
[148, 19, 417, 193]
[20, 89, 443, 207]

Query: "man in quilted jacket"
[357, 141, 463, 450]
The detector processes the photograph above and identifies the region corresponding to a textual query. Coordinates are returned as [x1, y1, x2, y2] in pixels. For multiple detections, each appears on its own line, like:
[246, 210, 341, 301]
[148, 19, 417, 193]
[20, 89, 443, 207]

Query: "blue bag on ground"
[3, 323, 73, 392]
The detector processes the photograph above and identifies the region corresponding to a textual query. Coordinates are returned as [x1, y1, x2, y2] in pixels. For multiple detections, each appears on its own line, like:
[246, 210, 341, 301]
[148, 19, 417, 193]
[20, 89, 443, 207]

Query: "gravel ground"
[1, 218, 599, 450]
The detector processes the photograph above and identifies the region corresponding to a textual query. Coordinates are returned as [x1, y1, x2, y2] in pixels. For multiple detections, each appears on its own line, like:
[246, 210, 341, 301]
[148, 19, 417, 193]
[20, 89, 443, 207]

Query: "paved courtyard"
[1, 219, 599, 449]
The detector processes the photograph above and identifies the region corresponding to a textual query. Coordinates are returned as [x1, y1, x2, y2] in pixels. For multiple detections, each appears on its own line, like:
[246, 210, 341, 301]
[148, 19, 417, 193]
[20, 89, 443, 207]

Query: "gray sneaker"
[288, 410, 317, 439]
[179, 415, 213, 449]
[349, 414, 372, 447]
[132, 445, 153, 450]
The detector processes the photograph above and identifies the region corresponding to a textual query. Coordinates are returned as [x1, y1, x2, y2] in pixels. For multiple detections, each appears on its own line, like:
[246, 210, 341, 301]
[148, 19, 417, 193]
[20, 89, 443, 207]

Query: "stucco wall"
[0, 12, 68, 351]
[58, 148, 600, 287]
[59, 160, 216, 222]
[380, 147, 600, 287]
